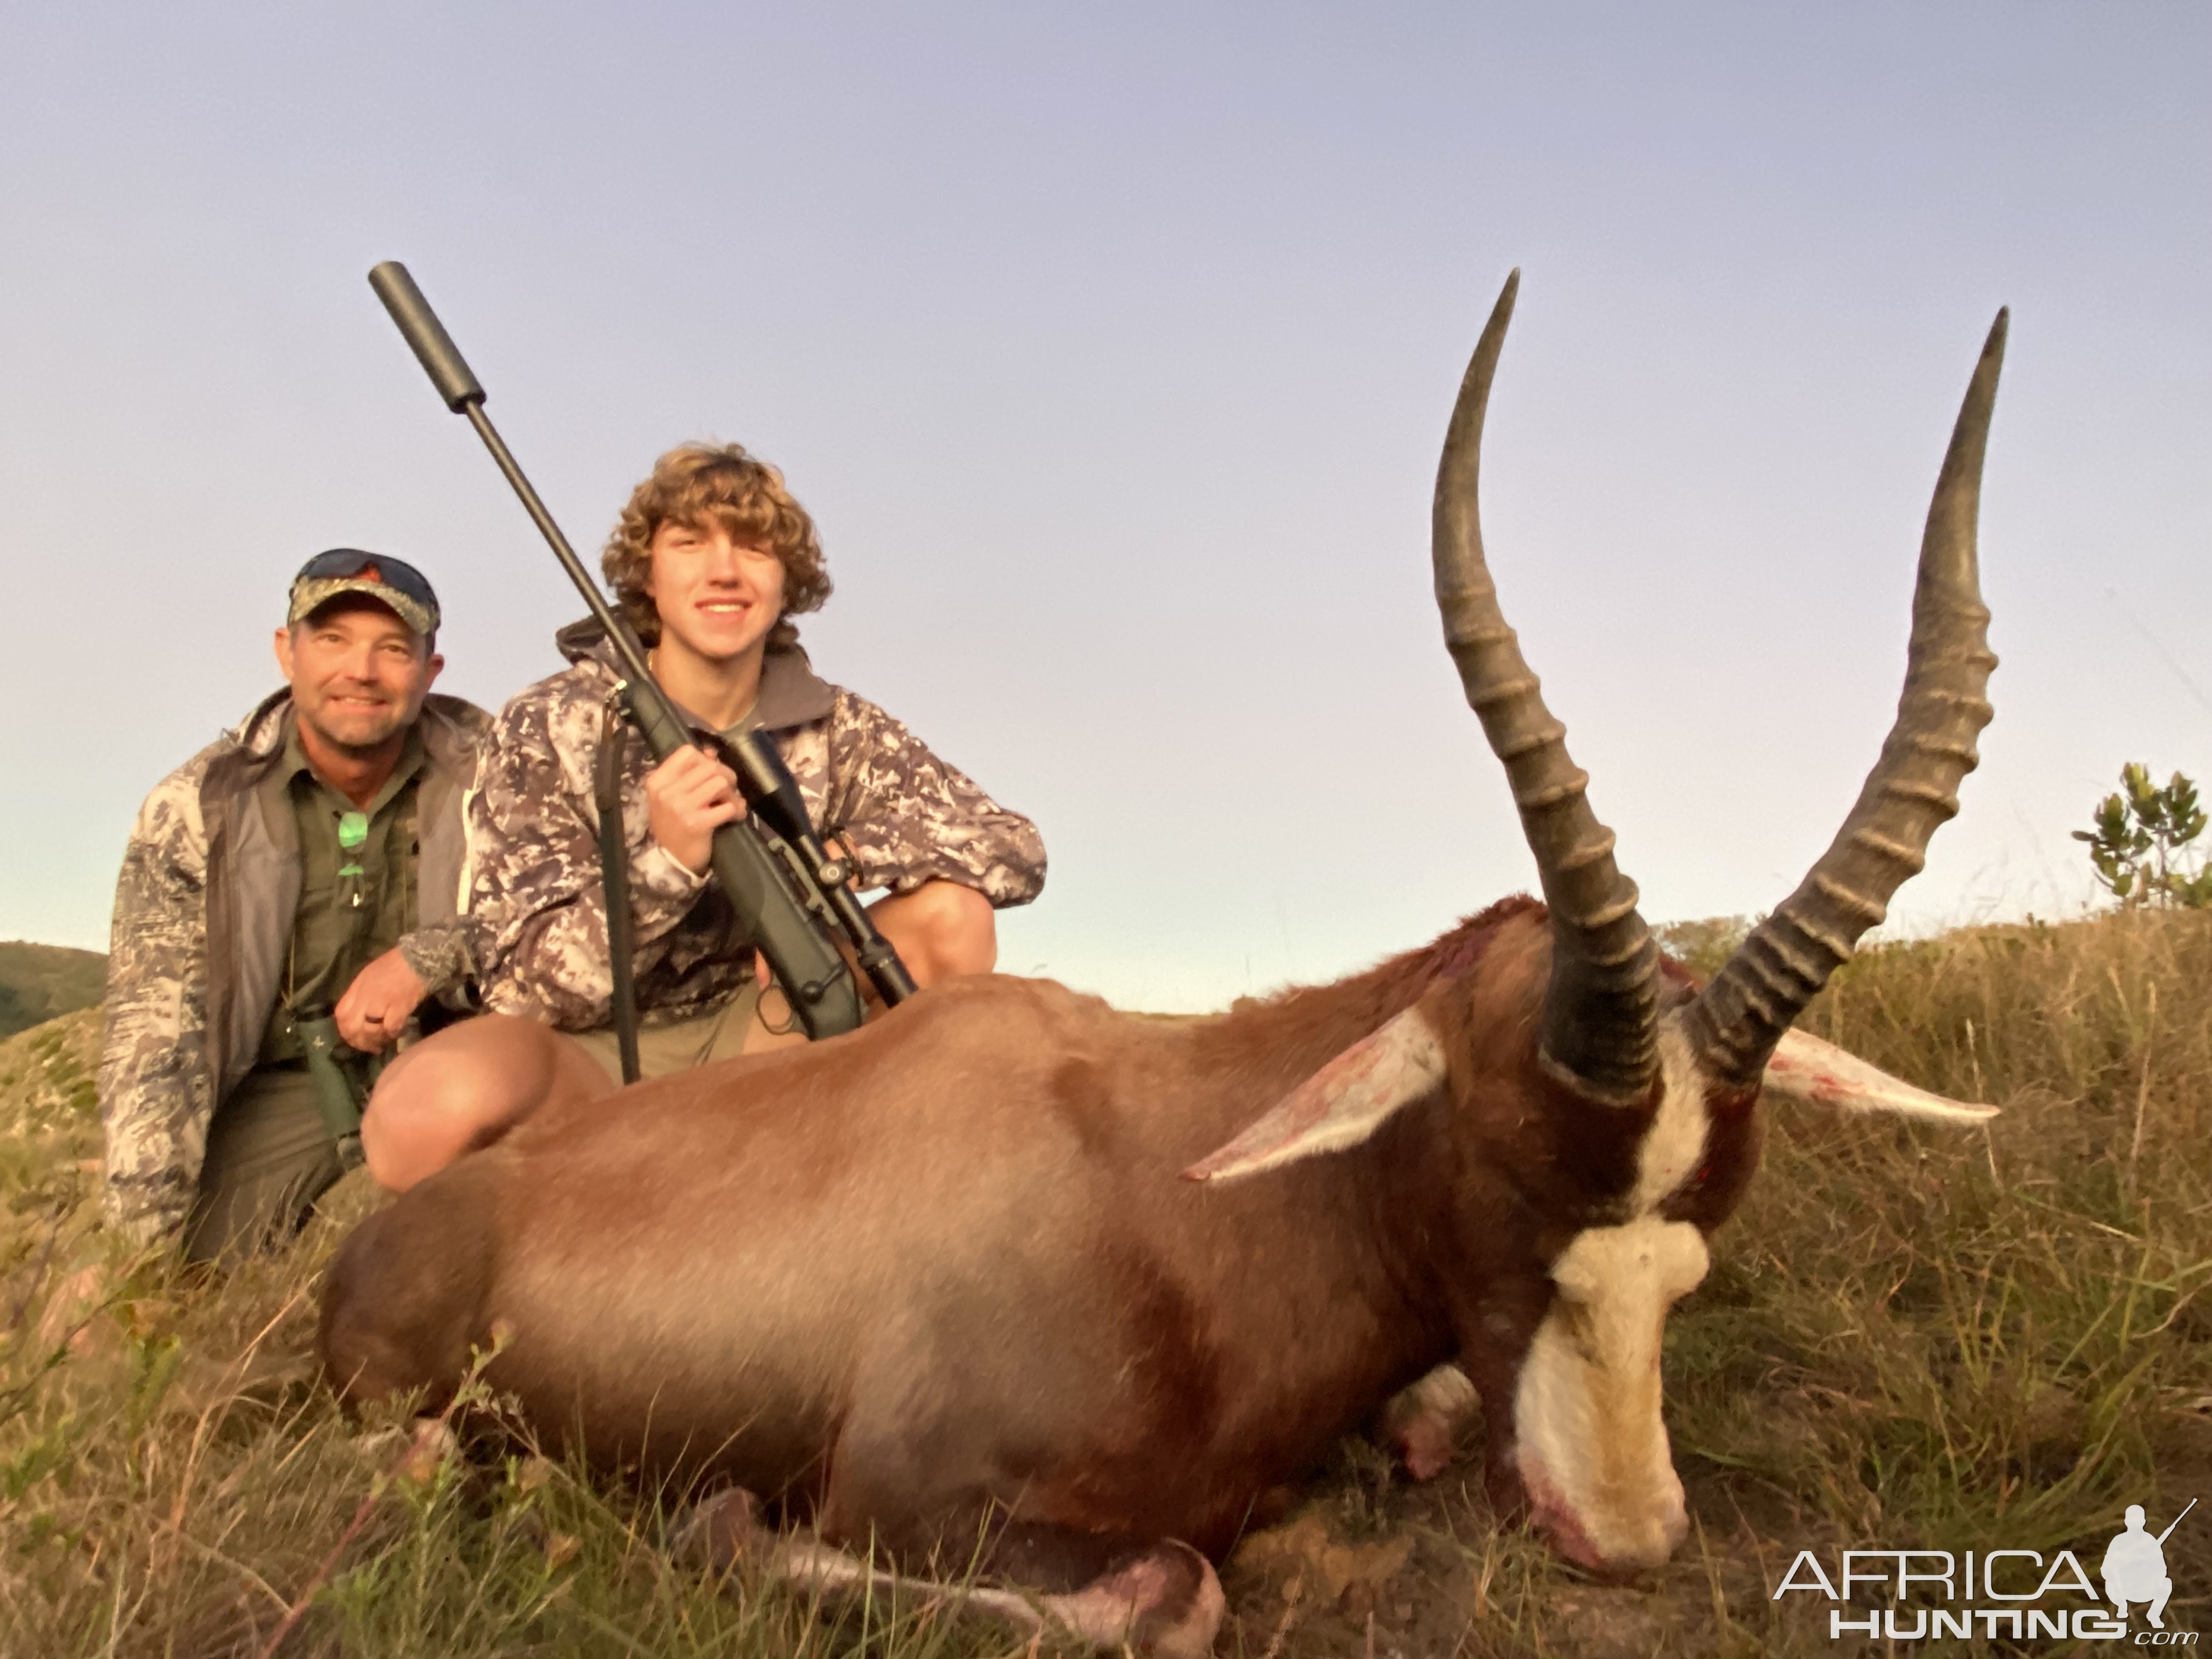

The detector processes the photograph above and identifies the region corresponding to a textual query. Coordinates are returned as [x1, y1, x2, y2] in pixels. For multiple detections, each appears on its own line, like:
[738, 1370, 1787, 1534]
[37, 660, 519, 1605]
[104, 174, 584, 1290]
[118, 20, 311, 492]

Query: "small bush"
[2075, 764, 2212, 908]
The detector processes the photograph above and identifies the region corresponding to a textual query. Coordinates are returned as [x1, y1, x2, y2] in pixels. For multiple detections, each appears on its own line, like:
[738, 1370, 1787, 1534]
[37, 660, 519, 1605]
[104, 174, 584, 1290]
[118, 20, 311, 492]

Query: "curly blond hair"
[600, 443, 832, 651]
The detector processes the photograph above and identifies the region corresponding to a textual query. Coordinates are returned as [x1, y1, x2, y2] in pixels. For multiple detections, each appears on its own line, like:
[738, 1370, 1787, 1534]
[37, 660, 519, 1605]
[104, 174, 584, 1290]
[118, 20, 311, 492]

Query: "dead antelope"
[320, 272, 2006, 1657]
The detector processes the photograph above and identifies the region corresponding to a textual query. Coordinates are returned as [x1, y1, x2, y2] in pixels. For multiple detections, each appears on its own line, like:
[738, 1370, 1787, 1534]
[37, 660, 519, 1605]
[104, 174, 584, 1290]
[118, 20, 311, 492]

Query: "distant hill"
[0, 941, 106, 1041]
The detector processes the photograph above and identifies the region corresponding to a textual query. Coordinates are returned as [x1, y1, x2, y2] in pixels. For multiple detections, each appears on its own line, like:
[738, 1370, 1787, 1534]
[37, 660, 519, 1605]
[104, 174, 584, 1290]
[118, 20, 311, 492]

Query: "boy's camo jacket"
[467, 627, 1046, 1030]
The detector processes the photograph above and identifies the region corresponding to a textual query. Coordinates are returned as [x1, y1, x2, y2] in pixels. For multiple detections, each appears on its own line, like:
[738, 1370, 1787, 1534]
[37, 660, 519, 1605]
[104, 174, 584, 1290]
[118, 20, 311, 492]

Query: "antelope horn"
[1435, 271, 1660, 1106]
[1686, 312, 2007, 1088]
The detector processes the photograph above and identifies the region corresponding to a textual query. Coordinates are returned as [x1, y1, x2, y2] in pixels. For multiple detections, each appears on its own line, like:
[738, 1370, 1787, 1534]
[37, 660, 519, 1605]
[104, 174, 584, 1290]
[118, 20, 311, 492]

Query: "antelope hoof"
[1039, 1539, 1225, 1659]
[1380, 1363, 1478, 1481]
[672, 1486, 768, 1571]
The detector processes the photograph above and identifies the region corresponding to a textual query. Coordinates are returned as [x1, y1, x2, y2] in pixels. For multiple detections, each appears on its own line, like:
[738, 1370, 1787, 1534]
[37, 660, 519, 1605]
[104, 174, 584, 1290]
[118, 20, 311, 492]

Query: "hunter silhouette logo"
[2104, 1500, 2193, 1630]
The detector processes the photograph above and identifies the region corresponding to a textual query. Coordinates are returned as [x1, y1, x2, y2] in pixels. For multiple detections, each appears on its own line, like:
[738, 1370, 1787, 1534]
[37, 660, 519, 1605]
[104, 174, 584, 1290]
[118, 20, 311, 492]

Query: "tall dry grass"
[2, 910, 2208, 1657]
[1651, 909, 2212, 1653]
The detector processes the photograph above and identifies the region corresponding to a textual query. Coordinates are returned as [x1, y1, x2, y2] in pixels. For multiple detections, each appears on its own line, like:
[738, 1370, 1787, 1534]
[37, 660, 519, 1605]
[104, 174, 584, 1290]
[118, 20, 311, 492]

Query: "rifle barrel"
[2156, 1497, 2196, 1544]
[455, 402, 658, 692]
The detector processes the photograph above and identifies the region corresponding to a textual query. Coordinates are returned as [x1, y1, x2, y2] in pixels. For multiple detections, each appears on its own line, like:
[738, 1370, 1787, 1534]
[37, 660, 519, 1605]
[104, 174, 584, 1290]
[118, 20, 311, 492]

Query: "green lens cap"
[337, 811, 369, 850]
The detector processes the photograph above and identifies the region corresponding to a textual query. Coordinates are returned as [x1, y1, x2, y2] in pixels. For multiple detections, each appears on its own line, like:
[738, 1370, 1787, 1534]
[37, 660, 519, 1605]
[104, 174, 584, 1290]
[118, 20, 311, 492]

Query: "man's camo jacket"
[98, 690, 492, 1244]
[467, 622, 1047, 1030]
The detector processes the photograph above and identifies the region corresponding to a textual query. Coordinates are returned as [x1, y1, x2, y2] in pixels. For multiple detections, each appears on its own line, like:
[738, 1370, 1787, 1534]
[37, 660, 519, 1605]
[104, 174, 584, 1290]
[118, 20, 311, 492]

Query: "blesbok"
[321, 272, 2006, 1657]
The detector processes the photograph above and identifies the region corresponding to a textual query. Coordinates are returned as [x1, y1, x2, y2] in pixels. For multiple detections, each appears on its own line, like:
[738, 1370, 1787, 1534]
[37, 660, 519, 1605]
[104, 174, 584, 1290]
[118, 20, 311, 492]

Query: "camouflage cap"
[287, 549, 441, 637]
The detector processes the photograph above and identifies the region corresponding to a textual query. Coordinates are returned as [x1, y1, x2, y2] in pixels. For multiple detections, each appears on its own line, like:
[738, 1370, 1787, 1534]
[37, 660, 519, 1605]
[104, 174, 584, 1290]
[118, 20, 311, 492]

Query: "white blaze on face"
[1511, 1020, 1713, 1571]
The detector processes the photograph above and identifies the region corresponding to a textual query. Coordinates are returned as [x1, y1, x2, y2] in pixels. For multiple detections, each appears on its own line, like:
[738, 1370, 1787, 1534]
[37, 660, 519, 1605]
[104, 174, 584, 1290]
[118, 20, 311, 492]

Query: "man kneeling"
[101, 552, 486, 1261]
[364, 443, 1046, 1189]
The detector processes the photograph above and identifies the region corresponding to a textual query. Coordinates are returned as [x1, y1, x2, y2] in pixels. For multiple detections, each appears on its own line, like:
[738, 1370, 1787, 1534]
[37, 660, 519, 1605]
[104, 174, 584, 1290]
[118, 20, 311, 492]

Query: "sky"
[1, 2, 2205, 1009]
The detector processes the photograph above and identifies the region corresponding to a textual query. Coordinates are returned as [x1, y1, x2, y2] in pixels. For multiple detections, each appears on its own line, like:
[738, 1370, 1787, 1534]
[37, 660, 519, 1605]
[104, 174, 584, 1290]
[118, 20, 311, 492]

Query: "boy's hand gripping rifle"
[367, 261, 917, 1042]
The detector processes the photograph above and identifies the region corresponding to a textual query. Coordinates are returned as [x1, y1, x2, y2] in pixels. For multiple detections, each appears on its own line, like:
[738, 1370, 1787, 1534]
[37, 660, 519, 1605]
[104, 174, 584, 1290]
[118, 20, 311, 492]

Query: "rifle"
[366, 262, 917, 1042]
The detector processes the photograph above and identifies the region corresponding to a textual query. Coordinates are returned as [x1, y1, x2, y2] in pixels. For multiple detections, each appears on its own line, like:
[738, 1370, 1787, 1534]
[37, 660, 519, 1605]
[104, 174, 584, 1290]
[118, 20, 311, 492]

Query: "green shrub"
[2075, 764, 2212, 908]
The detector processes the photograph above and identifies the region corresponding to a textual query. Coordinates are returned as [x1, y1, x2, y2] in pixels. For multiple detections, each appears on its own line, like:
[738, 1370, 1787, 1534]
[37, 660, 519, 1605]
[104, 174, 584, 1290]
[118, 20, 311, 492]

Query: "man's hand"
[644, 744, 746, 874]
[337, 947, 429, 1051]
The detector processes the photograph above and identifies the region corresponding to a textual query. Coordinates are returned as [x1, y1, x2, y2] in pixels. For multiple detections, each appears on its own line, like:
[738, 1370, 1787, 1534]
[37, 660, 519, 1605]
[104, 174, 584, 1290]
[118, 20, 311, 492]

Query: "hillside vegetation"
[1, 911, 2207, 1657]
[0, 941, 104, 1041]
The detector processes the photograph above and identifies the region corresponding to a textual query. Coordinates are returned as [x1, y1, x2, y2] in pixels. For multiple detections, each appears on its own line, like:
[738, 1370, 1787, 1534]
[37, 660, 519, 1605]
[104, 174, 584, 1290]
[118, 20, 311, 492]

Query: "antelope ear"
[1184, 1006, 1447, 1183]
[1762, 1028, 1997, 1124]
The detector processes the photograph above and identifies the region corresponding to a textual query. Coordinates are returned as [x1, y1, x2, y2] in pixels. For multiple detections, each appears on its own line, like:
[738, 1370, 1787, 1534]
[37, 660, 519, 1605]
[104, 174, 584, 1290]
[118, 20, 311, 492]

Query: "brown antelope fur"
[324, 896, 1737, 1551]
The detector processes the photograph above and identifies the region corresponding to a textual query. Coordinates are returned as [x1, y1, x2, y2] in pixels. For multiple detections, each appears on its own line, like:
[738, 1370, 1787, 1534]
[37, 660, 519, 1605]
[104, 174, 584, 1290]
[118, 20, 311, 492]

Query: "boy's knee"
[360, 1018, 573, 1192]
[907, 883, 996, 980]
[361, 1064, 477, 1193]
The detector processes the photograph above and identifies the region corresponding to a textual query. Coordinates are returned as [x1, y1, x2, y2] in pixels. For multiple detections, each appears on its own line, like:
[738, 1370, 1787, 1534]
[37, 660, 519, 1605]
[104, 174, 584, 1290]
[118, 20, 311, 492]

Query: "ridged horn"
[1435, 270, 1660, 1106]
[1686, 310, 2007, 1087]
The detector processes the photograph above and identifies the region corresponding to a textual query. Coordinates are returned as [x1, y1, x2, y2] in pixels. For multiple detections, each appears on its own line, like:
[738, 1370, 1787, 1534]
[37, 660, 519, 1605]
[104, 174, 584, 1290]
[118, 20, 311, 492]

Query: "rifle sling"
[594, 713, 643, 1086]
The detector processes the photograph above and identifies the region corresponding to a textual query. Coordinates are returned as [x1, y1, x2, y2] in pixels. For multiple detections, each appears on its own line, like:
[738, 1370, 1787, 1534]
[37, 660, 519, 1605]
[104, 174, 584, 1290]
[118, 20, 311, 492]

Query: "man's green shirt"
[256, 719, 425, 1063]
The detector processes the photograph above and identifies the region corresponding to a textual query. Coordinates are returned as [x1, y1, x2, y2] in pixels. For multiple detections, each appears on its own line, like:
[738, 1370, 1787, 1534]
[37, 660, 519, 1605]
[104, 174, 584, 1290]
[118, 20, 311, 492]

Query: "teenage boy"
[361, 443, 1045, 1189]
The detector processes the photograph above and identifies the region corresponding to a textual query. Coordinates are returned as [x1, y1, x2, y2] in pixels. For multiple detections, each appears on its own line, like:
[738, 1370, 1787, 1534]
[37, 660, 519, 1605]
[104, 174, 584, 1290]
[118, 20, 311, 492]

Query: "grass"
[3, 909, 2209, 1657]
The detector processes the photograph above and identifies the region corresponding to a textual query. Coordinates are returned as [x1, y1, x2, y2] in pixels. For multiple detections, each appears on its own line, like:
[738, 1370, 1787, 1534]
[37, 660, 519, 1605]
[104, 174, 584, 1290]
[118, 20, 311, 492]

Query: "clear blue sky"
[2, 3, 2204, 1008]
